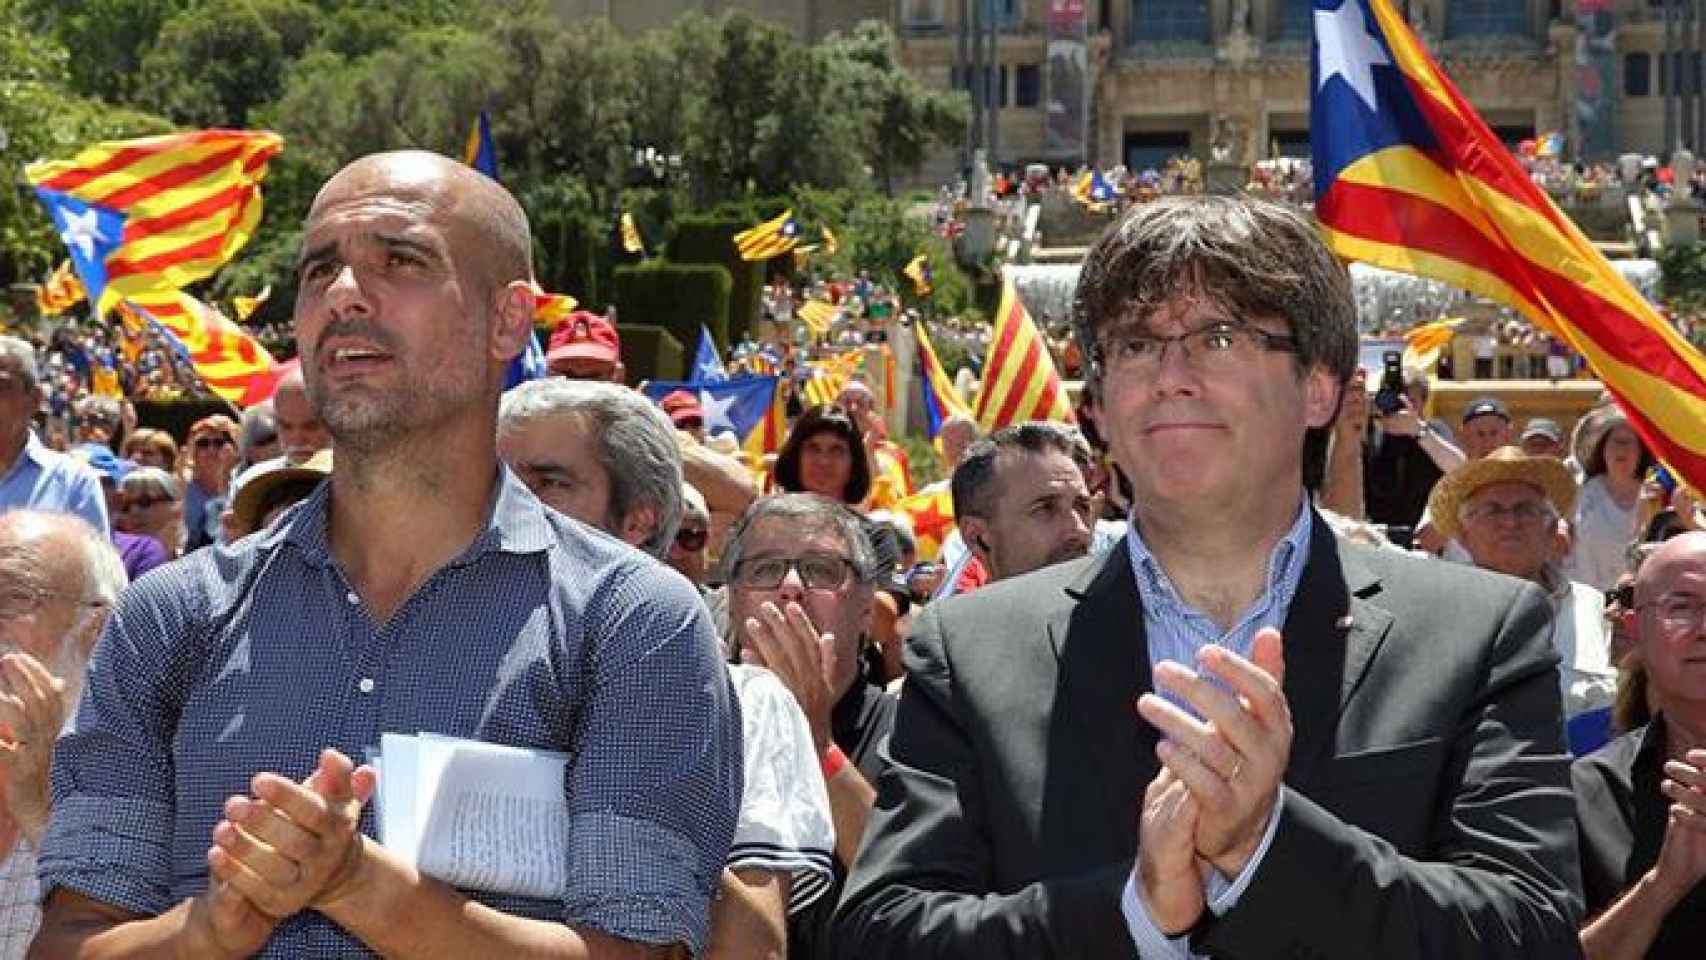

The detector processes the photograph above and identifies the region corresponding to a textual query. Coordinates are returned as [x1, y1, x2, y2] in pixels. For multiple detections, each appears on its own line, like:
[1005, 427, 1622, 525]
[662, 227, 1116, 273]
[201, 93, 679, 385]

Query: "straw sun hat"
[1426, 445, 1578, 542]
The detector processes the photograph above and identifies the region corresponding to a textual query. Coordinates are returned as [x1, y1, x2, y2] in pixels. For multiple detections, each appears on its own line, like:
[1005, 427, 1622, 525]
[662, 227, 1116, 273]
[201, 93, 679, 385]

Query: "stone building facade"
[554, 1, 1703, 179]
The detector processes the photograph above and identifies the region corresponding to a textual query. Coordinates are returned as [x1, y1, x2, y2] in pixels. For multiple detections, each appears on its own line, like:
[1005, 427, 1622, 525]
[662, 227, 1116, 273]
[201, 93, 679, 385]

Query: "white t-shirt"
[727, 664, 836, 915]
[1549, 578, 1618, 719]
[1567, 476, 1638, 592]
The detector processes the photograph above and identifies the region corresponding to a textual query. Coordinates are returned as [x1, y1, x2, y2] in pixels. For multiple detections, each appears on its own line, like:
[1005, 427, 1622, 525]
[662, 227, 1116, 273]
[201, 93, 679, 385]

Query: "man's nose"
[324, 265, 372, 315]
[774, 566, 808, 603]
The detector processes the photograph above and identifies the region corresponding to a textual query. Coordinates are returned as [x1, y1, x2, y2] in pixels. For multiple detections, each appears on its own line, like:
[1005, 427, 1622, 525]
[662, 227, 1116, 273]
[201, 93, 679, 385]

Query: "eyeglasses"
[674, 527, 709, 552]
[1639, 595, 1706, 633]
[1093, 320, 1298, 378]
[193, 436, 233, 450]
[1462, 501, 1553, 525]
[731, 553, 858, 591]
[1605, 583, 1635, 610]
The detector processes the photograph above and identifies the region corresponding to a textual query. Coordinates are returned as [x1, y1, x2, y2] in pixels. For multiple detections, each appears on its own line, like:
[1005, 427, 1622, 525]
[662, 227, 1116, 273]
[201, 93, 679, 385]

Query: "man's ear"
[619, 504, 660, 550]
[489, 280, 537, 365]
[1303, 366, 1342, 430]
[959, 516, 990, 559]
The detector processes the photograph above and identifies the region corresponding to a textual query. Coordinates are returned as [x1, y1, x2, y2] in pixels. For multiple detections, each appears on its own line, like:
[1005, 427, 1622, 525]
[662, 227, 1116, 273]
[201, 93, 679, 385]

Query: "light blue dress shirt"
[0, 432, 109, 536]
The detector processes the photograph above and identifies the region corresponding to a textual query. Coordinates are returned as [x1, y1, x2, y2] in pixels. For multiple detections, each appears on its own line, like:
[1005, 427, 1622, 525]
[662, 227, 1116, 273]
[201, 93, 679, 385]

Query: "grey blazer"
[834, 510, 1585, 959]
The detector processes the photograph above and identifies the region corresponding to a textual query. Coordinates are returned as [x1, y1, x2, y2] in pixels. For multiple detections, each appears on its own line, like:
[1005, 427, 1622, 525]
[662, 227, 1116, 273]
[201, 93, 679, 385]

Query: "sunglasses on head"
[674, 527, 709, 552]
[193, 435, 233, 450]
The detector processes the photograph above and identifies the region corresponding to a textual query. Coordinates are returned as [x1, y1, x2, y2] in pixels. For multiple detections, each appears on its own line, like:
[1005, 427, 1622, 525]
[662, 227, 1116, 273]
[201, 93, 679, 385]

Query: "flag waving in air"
[693, 326, 728, 383]
[26, 130, 283, 320]
[1312, 0, 1706, 490]
[126, 288, 279, 406]
[464, 111, 497, 180]
[914, 319, 973, 443]
[734, 210, 801, 261]
[35, 261, 85, 316]
[641, 376, 781, 448]
[973, 275, 1074, 432]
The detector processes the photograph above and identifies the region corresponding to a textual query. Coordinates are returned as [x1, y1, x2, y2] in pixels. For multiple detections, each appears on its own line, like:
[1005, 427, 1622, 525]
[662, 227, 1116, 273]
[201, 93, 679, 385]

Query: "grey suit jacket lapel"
[1280, 517, 1396, 790]
[1049, 540, 1155, 837]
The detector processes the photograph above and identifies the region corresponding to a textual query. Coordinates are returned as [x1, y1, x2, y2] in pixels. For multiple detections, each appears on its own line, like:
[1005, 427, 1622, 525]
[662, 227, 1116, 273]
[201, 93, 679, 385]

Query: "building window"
[1125, 130, 1191, 171]
[1274, 0, 1313, 41]
[1445, 0, 1528, 39]
[1659, 51, 1702, 96]
[1627, 52, 1651, 97]
[902, 0, 945, 27]
[1128, 0, 1210, 45]
[993, 0, 1021, 28]
[1271, 129, 1311, 158]
[999, 65, 1009, 107]
[1016, 64, 1042, 107]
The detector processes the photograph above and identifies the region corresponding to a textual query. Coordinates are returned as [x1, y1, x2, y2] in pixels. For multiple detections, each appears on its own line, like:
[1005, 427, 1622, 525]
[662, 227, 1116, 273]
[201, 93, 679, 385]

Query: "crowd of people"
[0, 149, 1698, 960]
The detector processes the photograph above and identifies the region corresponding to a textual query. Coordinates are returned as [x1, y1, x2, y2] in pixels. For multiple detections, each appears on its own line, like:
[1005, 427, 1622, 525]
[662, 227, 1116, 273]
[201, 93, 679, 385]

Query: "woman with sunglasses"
[180, 415, 238, 553]
[116, 467, 185, 559]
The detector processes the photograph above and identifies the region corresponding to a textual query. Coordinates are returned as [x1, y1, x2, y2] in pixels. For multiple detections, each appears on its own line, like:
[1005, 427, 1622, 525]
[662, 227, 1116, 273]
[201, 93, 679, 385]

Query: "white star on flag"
[59, 206, 109, 262]
[1316, 0, 1390, 113]
[699, 388, 739, 434]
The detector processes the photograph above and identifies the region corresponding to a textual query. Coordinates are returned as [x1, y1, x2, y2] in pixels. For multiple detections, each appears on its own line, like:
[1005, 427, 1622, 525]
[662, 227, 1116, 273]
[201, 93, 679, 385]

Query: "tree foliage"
[3, 3, 968, 323]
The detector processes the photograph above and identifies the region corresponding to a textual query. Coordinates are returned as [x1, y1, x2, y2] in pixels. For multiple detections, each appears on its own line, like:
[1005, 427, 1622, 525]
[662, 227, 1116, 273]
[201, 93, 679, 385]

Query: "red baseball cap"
[660, 389, 704, 428]
[547, 311, 621, 367]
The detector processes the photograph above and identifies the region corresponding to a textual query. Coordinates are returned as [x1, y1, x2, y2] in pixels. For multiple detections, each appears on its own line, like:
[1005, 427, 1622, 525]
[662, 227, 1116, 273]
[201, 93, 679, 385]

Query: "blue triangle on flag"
[34, 188, 126, 306]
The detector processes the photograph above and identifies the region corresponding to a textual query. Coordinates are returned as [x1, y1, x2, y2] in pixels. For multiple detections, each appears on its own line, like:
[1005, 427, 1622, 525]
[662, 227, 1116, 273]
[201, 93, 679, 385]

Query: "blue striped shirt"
[41, 469, 741, 957]
[1127, 495, 1314, 685]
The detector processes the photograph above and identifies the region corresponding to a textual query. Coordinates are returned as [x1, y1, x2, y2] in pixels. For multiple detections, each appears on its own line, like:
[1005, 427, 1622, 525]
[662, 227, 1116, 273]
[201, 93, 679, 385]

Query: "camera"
[1373, 351, 1406, 416]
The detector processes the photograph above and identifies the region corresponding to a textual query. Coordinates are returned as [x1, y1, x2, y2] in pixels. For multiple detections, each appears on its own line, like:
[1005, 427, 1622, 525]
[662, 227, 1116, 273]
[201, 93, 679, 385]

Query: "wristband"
[821, 744, 848, 780]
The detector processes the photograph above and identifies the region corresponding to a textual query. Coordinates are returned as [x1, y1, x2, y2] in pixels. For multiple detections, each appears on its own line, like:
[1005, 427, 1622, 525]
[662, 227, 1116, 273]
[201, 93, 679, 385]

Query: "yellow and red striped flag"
[232, 284, 271, 322]
[1313, 0, 1706, 489]
[127, 288, 278, 406]
[800, 350, 865, 408]
[973, 275, 1074, 432]
[620, 211, 645, 256]
[797, 299, 838, 338]
[734, 210, 801, 261]
[35, 261, 86, 316]
[25, 130, 283, 320]
[1401, 316, 1466, 374]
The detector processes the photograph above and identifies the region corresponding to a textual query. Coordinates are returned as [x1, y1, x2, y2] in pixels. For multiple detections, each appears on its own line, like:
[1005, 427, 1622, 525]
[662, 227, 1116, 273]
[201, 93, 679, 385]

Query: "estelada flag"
[125, 288, 278, 406]
[734, 210, 800, 261]
[26, 130, 282, 320]
[896, 487, 956, 562]
[915, 319, 973, 442]
[973, 274, 1074, 432]
[1312, 0, 1706, 488]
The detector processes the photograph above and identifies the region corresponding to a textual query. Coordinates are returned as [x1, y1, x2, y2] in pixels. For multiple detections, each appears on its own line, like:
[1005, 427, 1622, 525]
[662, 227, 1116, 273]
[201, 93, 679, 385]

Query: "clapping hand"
[1136, 627, 1291, 877]
[207, 748, 378, 920]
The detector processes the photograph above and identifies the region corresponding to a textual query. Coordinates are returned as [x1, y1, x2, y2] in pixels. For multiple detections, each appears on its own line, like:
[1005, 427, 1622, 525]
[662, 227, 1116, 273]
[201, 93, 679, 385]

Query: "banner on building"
[1573, 0, 1618, 161]
[1045, 0, 1089, 162]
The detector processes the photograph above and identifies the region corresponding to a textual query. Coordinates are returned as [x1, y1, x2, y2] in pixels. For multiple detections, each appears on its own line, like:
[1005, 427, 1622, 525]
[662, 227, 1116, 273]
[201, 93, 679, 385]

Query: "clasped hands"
[1134, 627, 1292, 936]
[189, 748, 379, 957]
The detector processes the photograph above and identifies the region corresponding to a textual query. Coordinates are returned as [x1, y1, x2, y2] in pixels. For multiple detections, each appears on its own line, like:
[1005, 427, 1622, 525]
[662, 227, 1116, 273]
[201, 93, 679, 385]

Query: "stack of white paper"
[375, 732, 570, 898]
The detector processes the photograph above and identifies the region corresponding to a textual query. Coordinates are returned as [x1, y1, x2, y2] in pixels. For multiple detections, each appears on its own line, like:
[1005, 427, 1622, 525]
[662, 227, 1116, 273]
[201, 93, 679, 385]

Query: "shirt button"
[358, 677, 375, 694]
[346, 591, 359, 605]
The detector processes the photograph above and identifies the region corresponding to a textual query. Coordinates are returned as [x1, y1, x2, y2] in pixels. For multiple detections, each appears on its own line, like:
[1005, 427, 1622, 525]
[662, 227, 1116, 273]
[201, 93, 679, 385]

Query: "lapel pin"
[1336, 615, 1355, 630]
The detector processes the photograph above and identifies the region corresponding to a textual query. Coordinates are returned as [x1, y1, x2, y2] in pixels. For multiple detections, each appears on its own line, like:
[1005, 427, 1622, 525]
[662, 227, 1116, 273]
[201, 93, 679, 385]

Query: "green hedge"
[612, 261, 733, 361]
[668, 214, 768, 346]
[617, 323, 686, 383]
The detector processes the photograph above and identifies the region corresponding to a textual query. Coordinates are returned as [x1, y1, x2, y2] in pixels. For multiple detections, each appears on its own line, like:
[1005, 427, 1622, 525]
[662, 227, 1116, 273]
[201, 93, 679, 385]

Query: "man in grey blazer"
[834, 196, 1584, 958]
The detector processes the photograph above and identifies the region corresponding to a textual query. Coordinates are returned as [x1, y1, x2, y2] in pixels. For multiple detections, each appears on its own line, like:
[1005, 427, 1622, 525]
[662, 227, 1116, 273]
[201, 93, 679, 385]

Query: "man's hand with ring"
[1136, 627, 1291, 877]
[207, 748, 377, 920]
